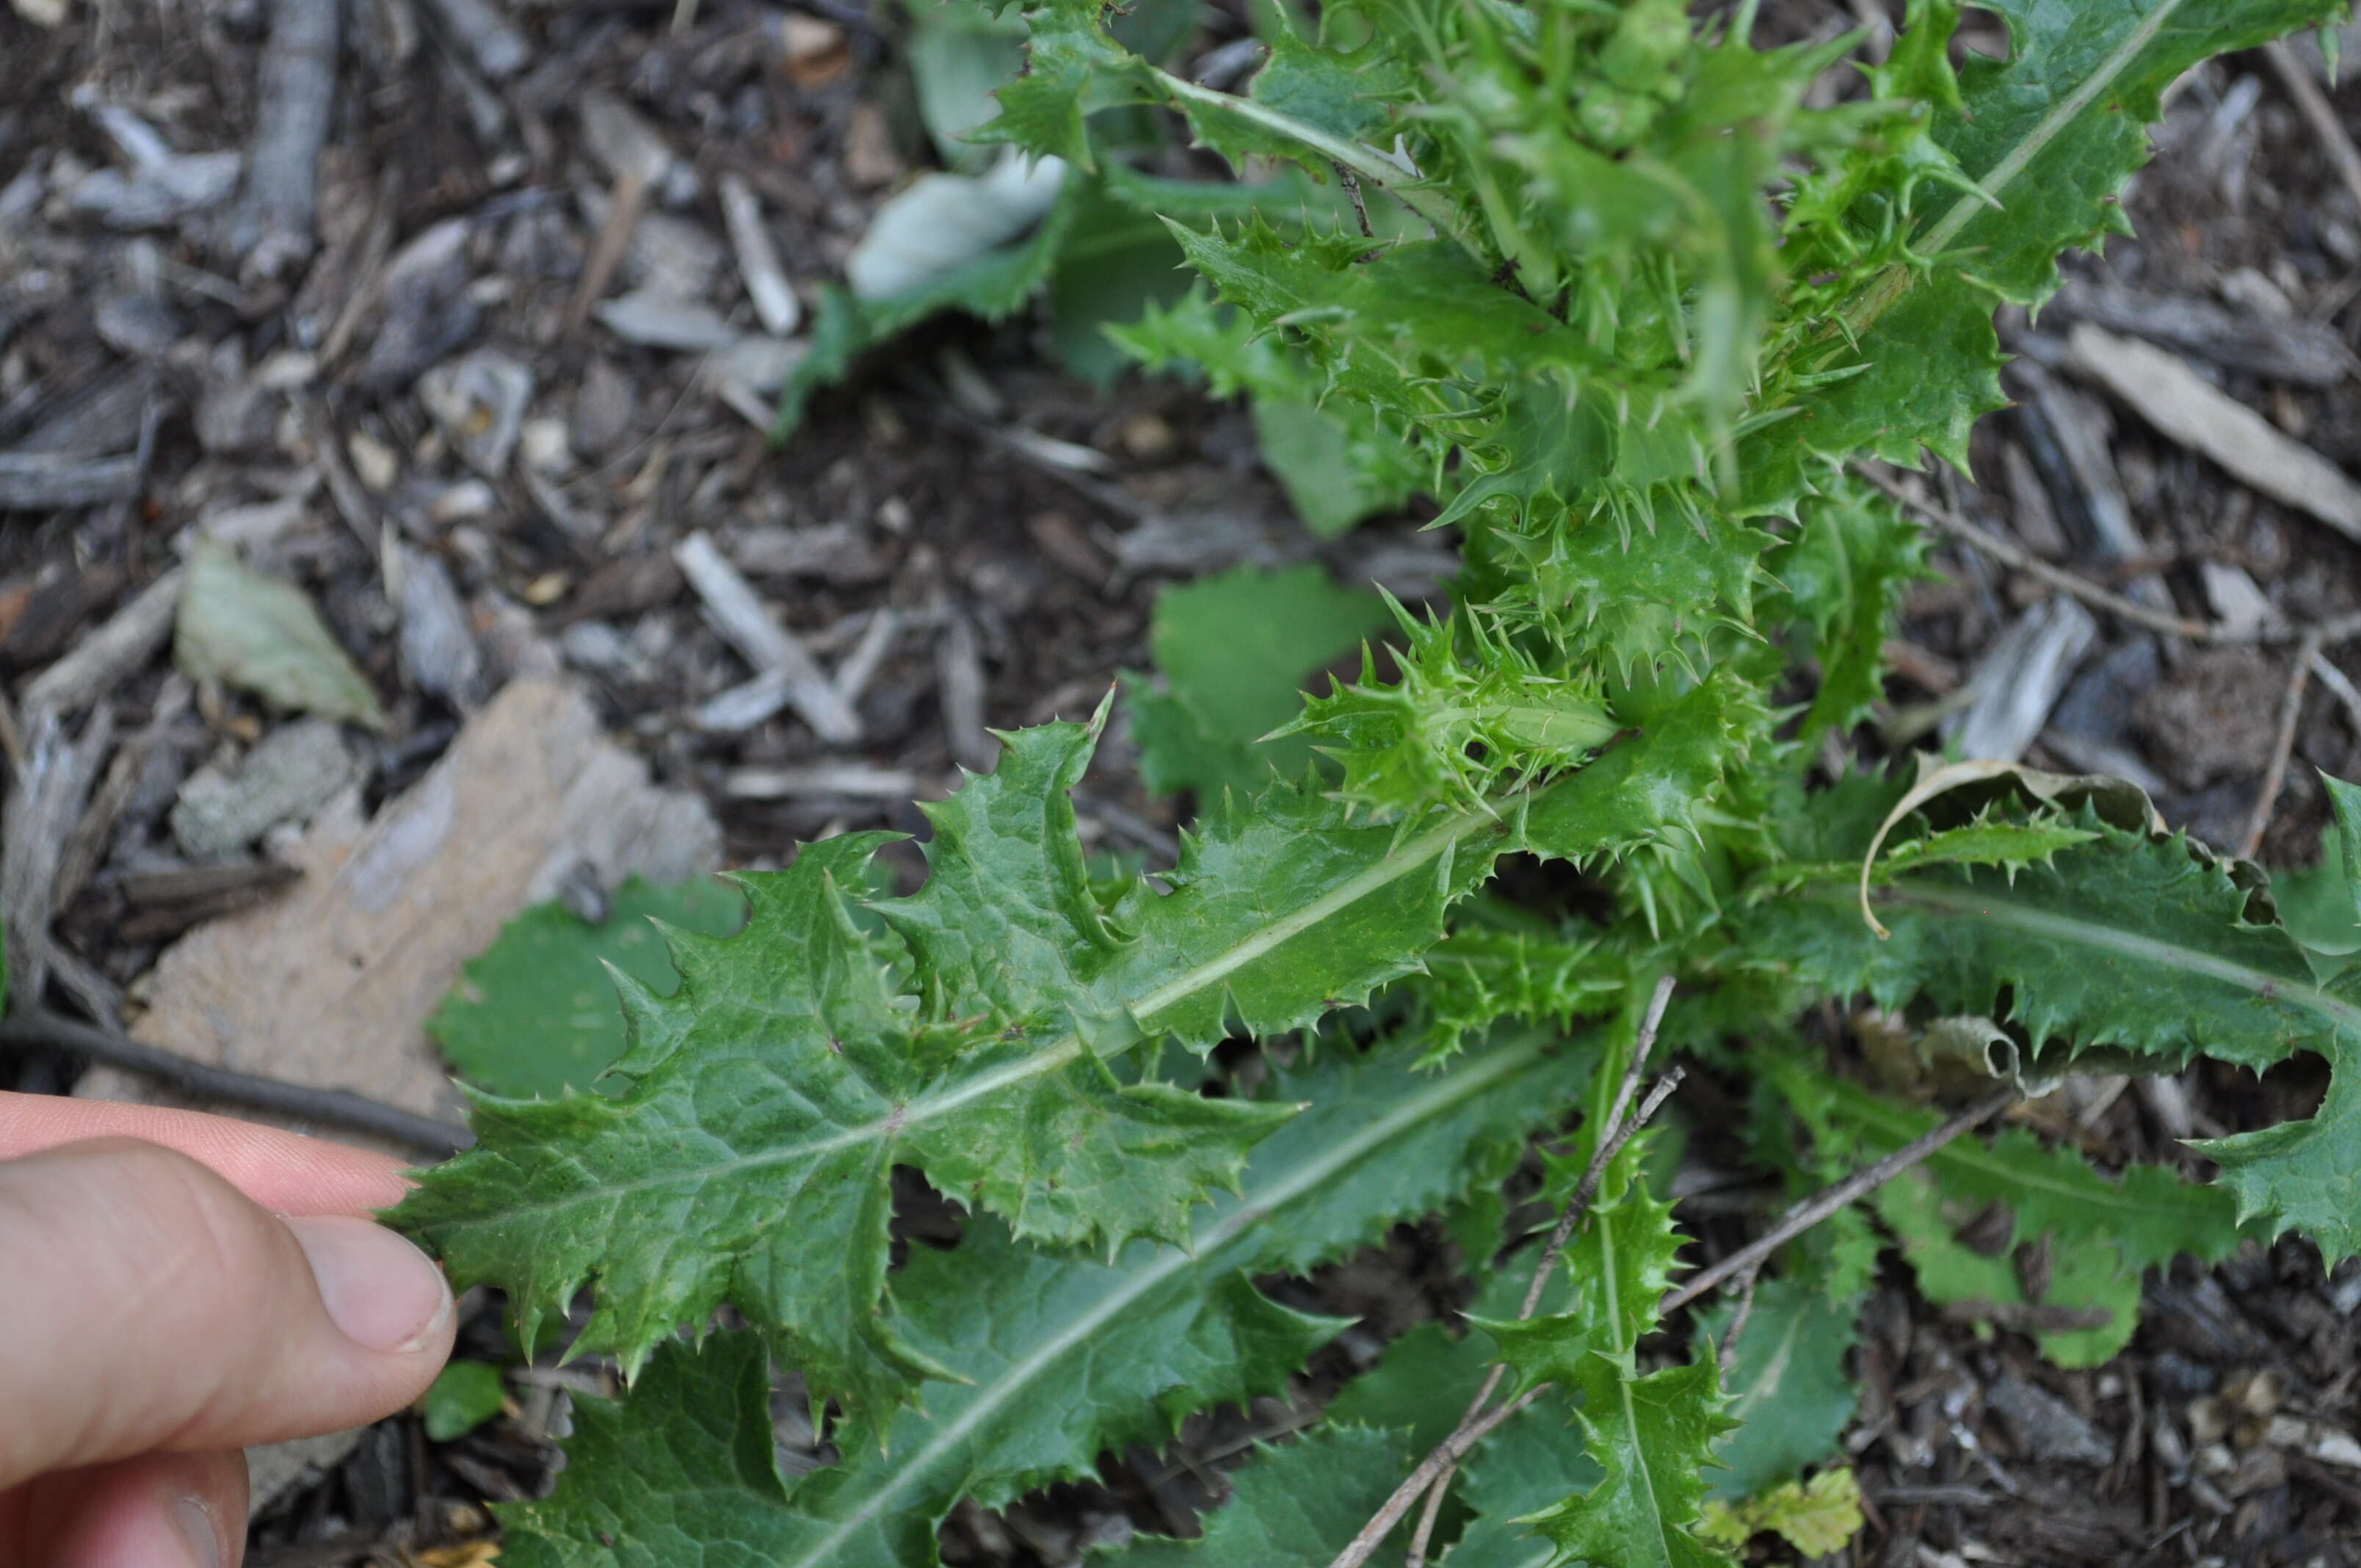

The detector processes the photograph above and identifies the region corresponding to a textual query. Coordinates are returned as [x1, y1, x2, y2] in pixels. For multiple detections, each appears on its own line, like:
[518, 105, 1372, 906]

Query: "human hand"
[0, 1093, 457, 1567]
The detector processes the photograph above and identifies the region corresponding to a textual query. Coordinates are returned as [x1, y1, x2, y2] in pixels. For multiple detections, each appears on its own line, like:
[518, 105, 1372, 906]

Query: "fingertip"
[18, 1450, 247, 1568]
[0, 1142, 452, 1478]
[282, 1214, 455, 1359]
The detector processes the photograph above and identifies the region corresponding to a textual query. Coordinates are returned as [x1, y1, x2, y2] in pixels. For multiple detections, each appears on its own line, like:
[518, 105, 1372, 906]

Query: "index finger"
[0, 1092, 414, 1213]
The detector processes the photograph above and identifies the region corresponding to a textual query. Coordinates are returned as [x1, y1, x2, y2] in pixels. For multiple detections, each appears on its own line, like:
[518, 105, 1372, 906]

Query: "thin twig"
[1661, 1086, 2017, 1315]
[2266, 42, 2361, 229]
[1338, 165, 1374, 238]
[1525, 976, 1679, 1317]
[2240, 631, 2322, 860]
[1396, 978, 1678, 1568]
[1717, 1263, 1763, 1373]
[1864, 468, 2361, 647]
[0, 1006, 473, 1157]
[1330, 1387, 1543, 1568]
[2307, 646, 2361, 736]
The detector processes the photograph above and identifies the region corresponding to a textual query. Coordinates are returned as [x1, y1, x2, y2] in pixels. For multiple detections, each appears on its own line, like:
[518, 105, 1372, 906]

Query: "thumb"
[0, 1137, 454, 1487]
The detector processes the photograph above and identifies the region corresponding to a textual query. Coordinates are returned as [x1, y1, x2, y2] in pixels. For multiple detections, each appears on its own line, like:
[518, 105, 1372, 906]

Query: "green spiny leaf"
[1697, 1279, 1860, 1501]
[1103, 1426, 1415, 1566]
[429, 876, 747, 1100]
[1443, 1404, 1603, 1568]
[496, 1026, 1604, 1567]
[1481, 1150, 1738, 1568]
[1733, 808, 2323, 1082]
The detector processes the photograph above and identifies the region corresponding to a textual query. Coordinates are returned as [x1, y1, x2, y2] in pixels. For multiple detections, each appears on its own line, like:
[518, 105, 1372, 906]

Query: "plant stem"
[1343, 1081, 2017, 1568]
[1389, 976, 1679, 1568]
[1863, 467, 2361, 648]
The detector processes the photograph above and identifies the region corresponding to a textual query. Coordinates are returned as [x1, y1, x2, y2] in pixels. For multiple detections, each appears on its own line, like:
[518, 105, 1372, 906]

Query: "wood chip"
[2051, 280, 2351, 388]
[220, 0, 341, 279]
[2, 708, 114, 1004]
[1951, 598, 2097, 763]
[937, 607, 995, 772]
[21, 569, 184, 716]
[0, 451, 143, 510]
[2066, 322, 2361, 542]
[725, 761, 920, 799]
[396, 547, 485, 708]
[672, 531, 860, 743]
[416, 0, 531, 79]
[719, 172, 800, 337]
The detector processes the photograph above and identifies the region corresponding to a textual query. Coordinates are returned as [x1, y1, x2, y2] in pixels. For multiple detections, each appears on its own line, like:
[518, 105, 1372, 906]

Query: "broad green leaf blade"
[1735, 814, 2330, 1081]
[1105, 1426, 1415, 1567]
[498, 1026, 1604, 1567]
[1921, 0, 2349, 305]
[396, 833, 988, 1423]
[1737, 799, 2361, 1254]
[399, 694, 1732, 1418]
[429, 876, 747, 1100]
[1443, 1405, 1603, 1568]
[1697, 1280, 1860, 1502]
[1808, 0, 2346, 496]
[1125, 564, 1390, 801]
[497, 1332, 796, 1568]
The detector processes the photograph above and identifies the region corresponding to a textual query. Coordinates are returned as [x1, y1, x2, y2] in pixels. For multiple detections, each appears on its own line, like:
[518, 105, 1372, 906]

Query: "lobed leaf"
[1481, 1147, 1738, 1568]
[496, 1026, 1604, 1567]
[1103, 1426, 1415, 1567]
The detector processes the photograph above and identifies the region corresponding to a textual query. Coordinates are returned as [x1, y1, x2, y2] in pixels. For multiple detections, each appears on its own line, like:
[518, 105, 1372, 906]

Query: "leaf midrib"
[1838, 0, 2191, 343]
[438, 804, 1490, 1232]
[1916, 0, 2190, 258]
[1824, 1082, 2226, 1224]
[779, 1032, 1553, 1568]
[1863, 880, 2361, 1041]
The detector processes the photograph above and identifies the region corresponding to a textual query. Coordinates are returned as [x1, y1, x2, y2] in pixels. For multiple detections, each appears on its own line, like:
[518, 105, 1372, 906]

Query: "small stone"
[398, 550, 485, 708]
[841, 101, 901, 188]
[574, 359, 637, 458]
[1119, 412, 1177, 463]
[171, 719, 361, 860]
[347, 430, 399, 492]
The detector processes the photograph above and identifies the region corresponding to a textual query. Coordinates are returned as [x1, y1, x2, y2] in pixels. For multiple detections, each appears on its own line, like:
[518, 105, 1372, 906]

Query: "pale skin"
[0, 1095, 457, 1568]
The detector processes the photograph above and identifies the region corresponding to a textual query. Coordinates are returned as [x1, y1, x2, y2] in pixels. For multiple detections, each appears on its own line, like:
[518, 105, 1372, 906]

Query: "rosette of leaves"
[394, 3, 2357, 1564]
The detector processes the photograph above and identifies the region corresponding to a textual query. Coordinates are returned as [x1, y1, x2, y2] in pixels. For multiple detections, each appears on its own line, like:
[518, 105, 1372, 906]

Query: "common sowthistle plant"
[393, 3, 2361, 1562]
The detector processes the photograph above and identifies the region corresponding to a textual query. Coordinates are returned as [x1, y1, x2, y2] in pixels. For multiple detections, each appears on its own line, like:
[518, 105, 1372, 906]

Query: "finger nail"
[285, 1215, 452, 1354]
[170, 1496, 222, 1568]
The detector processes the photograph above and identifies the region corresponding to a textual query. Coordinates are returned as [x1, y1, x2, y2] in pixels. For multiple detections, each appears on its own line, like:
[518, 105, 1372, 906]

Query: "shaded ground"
[5, 1, 2361, 1564]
